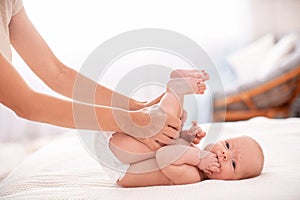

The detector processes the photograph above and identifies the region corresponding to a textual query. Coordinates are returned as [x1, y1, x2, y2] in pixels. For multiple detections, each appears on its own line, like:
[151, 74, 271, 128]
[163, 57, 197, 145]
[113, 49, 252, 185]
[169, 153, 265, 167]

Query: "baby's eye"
[225, 141, 230, 149]
[232, 160, 236, 169]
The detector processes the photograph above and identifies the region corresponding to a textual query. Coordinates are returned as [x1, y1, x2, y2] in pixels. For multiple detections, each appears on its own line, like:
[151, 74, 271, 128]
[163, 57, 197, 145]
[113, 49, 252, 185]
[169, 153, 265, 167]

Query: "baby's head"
[204, 136, 264, 180]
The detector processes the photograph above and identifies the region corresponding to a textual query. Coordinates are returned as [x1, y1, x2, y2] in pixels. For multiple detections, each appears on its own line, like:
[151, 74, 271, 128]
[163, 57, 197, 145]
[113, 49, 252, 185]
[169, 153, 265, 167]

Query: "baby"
[94, 69, 264, 187]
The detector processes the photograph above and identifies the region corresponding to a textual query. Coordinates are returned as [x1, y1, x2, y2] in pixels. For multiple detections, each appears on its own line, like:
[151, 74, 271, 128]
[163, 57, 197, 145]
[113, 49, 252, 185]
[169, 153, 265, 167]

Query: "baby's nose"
[221, 150, 230, 161]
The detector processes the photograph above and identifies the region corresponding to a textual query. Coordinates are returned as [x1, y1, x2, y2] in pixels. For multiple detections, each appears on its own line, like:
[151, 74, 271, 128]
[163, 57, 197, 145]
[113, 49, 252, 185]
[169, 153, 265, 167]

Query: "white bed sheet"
[0, 117, 300, 200]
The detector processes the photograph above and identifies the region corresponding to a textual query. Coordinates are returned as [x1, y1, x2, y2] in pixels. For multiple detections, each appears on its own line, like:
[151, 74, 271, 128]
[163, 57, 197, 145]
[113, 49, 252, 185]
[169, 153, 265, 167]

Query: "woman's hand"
[121, 105, 181, 150]
[180, 109, 188, 126]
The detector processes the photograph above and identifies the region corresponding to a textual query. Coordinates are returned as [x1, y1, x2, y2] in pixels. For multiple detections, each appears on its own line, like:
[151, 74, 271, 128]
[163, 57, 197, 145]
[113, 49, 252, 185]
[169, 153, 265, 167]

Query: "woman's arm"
[0, 52, 180, 147]
[0, 53, 135, 130]
[6, 8, 180, 149]
[9, 8, 163, 110]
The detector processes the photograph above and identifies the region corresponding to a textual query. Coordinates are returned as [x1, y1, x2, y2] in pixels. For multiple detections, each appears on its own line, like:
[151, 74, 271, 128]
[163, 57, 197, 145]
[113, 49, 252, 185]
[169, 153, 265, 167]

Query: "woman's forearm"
[0, 51, 146, 133]
[48, 62, 144, 110]
[54, 63, 166, 110]
[8, 9, 146, 111]
[21, 91, 151, 132]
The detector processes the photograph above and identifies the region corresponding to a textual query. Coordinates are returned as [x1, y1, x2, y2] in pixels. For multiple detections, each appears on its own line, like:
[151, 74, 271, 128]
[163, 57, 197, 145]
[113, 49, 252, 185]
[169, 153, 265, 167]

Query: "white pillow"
[227, 34, 275, 85]
[258, 33, 299, 81]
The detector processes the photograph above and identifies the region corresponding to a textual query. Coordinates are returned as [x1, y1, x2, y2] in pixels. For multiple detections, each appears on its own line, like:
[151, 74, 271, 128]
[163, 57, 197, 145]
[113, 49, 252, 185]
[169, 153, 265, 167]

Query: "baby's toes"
[197, 83, 206, 94]
[200, 70, 210, 81]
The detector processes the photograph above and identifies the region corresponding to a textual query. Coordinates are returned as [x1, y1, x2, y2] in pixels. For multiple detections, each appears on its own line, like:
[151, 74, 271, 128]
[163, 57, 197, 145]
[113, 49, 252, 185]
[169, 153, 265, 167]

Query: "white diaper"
[94, 132, 130, 183]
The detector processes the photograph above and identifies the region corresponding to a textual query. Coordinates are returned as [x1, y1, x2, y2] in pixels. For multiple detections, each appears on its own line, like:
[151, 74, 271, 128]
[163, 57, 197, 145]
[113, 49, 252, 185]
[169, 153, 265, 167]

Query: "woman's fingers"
[180, 109, 188, 124]
[140, 138, 162, 150]
[150, 142, 162, 151]
[166, 114, 181, 131]
[163, 126, 180, 139]
[156, 133, 176, 145]
[140, 128, 178, 150]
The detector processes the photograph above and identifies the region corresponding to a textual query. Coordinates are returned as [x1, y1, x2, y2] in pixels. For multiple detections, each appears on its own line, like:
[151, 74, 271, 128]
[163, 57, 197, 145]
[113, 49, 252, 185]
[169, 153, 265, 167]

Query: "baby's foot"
[167, 77, 206, 96]
[170, 69, 209, 81]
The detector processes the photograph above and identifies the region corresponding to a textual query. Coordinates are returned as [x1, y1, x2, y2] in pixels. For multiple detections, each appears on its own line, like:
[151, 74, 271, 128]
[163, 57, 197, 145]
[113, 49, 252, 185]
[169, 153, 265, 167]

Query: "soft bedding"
[0, 117, 300, 200]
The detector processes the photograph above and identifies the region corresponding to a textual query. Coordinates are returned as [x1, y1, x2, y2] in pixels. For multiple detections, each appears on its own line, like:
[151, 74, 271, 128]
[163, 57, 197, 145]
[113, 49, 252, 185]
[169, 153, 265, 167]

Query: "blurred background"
[1, 0, 300, 181]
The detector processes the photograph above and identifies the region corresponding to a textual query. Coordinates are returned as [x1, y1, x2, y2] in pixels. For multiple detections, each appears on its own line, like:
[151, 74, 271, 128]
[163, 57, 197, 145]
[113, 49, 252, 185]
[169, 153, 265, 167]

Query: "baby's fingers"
[203, 170, 212, 175]
[189, 128, 205, 138]
[192, 137, 201, 144]
[209, 166, 220, 173]
[188, 125, 200, 136]
[196, 130, 206, 138]
[192, 120, 198, 126]
[213, 161, 220, 168]
[192, 131, 206, 144]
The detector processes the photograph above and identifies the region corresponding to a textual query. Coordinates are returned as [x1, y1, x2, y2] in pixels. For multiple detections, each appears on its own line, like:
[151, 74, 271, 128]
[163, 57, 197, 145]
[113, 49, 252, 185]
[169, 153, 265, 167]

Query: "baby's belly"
[109, 132, 156, 164]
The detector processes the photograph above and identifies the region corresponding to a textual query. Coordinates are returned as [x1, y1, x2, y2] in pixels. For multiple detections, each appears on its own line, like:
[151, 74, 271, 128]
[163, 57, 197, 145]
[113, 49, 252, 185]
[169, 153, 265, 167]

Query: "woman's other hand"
[127, 105, 181, 150]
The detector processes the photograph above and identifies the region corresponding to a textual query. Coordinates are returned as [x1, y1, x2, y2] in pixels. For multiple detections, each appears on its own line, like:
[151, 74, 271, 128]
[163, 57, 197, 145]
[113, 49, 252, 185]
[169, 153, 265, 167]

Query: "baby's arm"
[156, 145, 220, 184]
[156, 145, 201, 184]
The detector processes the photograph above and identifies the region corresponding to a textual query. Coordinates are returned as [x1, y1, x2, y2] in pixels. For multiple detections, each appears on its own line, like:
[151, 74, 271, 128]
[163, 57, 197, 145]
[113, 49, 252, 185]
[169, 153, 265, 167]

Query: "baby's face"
[204, 136, 263, 180]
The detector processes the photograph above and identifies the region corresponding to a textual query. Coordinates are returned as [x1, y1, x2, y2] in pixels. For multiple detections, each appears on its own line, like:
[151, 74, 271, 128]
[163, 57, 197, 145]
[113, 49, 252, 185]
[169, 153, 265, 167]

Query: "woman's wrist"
[113, 108, 151, 138]
[130, 93, 165, 111]
[143, 93, 165, 108]
[129, 108, 151, 127]
[130, 100, 147, 111]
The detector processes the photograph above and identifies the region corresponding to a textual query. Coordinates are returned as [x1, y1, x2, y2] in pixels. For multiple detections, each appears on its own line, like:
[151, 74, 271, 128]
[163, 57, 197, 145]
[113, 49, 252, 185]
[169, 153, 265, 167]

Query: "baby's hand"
[197, 151, 220, 175]
[180, 120, 206, 144]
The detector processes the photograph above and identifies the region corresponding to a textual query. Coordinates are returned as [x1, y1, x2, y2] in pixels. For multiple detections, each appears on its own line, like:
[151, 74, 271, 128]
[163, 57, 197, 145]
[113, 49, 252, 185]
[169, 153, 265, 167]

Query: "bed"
[0, 117, 300, 200]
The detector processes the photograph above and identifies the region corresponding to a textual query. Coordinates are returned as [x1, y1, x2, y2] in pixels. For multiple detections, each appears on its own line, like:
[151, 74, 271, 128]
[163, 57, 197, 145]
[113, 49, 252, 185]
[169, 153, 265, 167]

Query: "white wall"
[248, 0, 300, 41]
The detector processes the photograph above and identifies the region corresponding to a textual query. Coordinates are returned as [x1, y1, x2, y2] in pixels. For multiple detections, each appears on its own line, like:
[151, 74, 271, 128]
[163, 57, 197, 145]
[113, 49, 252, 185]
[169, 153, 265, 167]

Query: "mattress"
[0, 117, 300, 200]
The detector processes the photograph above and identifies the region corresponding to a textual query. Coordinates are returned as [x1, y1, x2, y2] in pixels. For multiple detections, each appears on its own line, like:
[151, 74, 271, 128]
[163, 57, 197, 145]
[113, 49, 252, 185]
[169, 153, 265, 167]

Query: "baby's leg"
[109, 132, 155, 164]
[117, 158, 172, 187]
[109, 78, 205, 165]
[160, 77, 206, 118]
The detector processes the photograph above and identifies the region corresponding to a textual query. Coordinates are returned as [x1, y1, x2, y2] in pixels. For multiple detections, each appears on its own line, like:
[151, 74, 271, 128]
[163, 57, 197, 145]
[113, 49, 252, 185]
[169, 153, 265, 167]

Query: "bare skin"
[107, 71, 220, 187]
[0, 7, 184, 150]
[108, 70, 264, 187]
[112, 122, 217, 187]
[110, 70, 210, 165]
[113, 128, 264, 187]
[204, 136, 264, 180]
